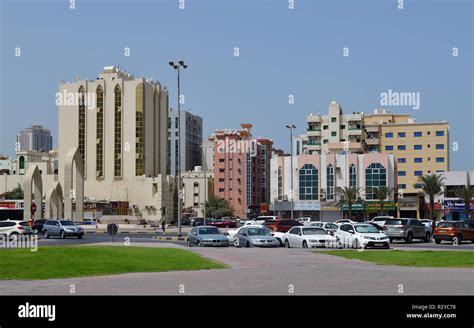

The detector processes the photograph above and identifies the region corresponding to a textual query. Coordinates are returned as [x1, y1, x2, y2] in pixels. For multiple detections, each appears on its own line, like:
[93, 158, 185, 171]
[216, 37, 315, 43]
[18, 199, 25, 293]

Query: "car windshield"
[199, 227, 220, 234]
[437, 222, 455, 228]
[355, 225, 380, 233]
[385, 219, 408, 225]
[60, 221, 74, 226]
[302, 228, 326, 235]
[247, 228, 271, 236]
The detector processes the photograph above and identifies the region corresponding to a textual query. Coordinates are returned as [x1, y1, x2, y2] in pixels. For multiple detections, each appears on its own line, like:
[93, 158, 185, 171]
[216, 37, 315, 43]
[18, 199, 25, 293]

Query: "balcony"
[307, 129, 321, 136]
[348, 128, 363, 135]
[365, 138, 379, 145]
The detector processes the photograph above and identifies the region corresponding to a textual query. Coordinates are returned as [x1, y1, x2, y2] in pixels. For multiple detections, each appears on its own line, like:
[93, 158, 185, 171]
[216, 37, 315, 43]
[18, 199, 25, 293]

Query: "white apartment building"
[304, 101, 365, 155]
[57, 66, 174, 221]
[182, 166, 214, 217]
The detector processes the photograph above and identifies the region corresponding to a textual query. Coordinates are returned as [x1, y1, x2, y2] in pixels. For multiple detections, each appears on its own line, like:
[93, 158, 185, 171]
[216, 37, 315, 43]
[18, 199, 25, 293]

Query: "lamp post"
[286, 124, 296, 220]
[199, 144, 212, 224]
[169, 60, 188, 237]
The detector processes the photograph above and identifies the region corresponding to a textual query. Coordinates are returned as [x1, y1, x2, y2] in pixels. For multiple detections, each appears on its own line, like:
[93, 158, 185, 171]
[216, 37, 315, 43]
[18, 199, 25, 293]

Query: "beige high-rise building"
[304, 101, 365, 154]
[57, 66, 174, 221]
[364, 109, 449, 195]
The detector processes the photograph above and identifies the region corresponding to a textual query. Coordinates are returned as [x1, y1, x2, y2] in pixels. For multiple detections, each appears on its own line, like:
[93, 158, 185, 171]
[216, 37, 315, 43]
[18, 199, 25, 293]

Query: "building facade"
[57, 66, 173, 221]
[304, 101, 365, 155]
[270, 152, 397, 221]
[17, 125, 53, 153]
[167, 110, 203, 176]
[182, 166, 214, 217]
[213, 124, 273, 218]
[441, 171, 474, 221]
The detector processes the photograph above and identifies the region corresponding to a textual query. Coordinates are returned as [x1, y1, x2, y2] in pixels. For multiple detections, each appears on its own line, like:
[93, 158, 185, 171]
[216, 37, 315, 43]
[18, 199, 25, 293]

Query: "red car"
[266, 219, 302, 232]
[207, 217, 237, 228]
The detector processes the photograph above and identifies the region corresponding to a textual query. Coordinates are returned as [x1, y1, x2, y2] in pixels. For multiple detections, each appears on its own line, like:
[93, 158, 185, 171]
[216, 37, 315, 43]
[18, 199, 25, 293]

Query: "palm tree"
[336, 186, 361, 219]
[454, 184, 474, 220]
[372, 186, 394, 216]
[416, 173, 445, 232]
[356, 197, 369, 221]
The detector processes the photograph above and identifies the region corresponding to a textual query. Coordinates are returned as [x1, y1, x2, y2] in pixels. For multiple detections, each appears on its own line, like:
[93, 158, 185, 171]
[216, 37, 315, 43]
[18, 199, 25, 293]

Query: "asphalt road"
[1, 242, 472, 295]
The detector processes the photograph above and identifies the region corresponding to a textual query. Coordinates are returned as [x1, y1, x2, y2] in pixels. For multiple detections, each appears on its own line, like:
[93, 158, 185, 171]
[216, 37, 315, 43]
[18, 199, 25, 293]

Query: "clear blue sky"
[1, 0, 472, 170]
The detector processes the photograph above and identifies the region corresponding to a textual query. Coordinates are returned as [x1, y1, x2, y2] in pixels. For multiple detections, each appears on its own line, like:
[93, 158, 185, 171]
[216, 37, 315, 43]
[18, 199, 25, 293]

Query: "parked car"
[207, 217, 237, 228]
[296, 217, 314, 225]
[419, 219, 432, 229]
[226, 224, 268, 243]
[310, 222, 339, 235]
[433, 221, 474, 244]
[186, 226, 229, 247]
[32, 218, 47, 233]
[233, 226, 279, 248]
[336, 223, 390, 249]
[370, 216, 393, 228]
[0, 220, 33, 239]
[335, 219, 357, 226]
[284, 226, 337, 248]
[181, 217, 191, 226]
[267, 219, 302, 232]
[383, 218, 431, 243]
[192, 217, 205, 226]
[43, 219, 84, 239]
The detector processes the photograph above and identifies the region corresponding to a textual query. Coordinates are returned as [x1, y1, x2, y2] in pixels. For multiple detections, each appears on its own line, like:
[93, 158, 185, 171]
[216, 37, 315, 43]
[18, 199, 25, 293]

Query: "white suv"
[0, 220, 33, 239]
[336, 223, 390, 249]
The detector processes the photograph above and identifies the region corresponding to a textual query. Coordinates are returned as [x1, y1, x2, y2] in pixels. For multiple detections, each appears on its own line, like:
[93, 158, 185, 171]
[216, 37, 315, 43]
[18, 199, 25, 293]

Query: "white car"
[226, 224, 267, 243]
[284, 226, 337, 249]
[335, 223, 390, 249]
[296, 217, 313, 226]
[0, 220, 33, 239]
[335, 219, 357, 226]
[310, 222, 339, 235]
[370, 216, 393, 228]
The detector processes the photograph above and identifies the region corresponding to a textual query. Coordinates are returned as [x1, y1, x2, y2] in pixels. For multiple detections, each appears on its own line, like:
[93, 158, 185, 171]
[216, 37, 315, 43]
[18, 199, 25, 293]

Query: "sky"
[0, 0, 472, 170]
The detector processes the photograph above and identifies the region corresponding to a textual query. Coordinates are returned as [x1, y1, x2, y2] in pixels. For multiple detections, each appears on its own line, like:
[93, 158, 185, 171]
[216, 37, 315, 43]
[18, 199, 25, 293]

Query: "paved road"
[0, 242, 472, 295]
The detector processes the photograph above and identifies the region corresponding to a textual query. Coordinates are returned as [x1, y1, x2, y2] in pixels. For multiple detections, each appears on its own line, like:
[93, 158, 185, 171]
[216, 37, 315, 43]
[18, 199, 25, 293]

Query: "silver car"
[383, 218, 431, 243]
[233, 226, 279, 247]
[43, 219, 84, 239]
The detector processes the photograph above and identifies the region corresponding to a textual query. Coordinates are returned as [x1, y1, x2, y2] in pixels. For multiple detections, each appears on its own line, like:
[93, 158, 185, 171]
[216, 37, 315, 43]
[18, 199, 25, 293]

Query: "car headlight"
[308, 239, 319, 243]
[363, 236, 375, 240]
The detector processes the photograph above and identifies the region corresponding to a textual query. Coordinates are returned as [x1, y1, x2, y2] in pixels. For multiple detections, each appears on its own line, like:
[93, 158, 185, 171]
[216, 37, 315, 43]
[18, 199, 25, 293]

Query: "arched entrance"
[64, 148, 84, 222]
[45, 182, 63, 219]
[23, 165, 43, 220]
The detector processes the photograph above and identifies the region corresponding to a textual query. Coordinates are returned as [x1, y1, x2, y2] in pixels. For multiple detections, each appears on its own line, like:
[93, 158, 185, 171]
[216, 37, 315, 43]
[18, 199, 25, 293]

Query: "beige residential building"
[304, 101, 365, 155]
[57, 66, 174, 221]
[364, 109, 449, 195]
[182, 166, 214, 217]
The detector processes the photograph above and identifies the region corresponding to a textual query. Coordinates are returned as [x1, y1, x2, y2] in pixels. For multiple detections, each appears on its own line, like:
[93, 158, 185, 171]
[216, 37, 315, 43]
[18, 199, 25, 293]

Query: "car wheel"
[196, 241, 201, 247]
[233, 239, 239, 247]
[452, 235, 462, 245]
[60, 231, 66, 239]
[302, 241, 308, 249]
[352, 239, 361, 249]
[405, 232, 413, 243]
[187, 239, 192, 247]
[285, 239, 291, 248]
[434, 239, 441, 244]
[389, 238, 394, 243]
[424, 232, 431, 242]
[77, 235, 83, 239]
[44, 230, 50, 239]
[246, 241, 250, 248]
[276, 238, 282, 247]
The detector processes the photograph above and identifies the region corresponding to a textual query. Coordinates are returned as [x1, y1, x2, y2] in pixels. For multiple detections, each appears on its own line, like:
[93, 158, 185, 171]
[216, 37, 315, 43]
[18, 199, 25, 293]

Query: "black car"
[181, 217, 191, 226]
[192, 217, 205, 226]
[32, 219, 47, 233]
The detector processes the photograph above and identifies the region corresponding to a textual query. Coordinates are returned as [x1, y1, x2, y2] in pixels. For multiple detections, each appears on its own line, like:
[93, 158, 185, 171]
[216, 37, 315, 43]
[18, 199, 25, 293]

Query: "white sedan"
[335, 223, 390, 249]
[284, 226, 337, 249]
[226, 225, 267, 243]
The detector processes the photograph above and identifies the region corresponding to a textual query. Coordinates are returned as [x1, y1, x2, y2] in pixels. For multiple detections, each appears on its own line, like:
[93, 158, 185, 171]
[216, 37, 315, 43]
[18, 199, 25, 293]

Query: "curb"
[153, 236, 187, 241]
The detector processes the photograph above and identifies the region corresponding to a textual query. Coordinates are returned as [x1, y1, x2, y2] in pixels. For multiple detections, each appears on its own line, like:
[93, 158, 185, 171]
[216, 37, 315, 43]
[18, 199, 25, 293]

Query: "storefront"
[443, 199, 474, 221]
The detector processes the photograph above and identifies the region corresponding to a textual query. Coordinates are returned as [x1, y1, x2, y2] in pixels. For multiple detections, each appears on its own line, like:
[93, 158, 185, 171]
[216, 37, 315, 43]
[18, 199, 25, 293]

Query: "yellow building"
[364, 109, 449, 195]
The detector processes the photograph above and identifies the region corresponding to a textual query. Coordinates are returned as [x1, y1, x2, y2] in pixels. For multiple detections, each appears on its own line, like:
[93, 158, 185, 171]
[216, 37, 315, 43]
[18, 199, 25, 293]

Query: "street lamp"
[199, 144, 213, 225]
[286, 124, 296, 220]
[169, 60, 188, 237]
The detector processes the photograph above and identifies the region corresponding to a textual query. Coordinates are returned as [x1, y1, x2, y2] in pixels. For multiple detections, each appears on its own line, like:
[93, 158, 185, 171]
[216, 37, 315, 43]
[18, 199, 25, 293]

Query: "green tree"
[454, 184, 474, 220]
[417, 173, 445, 232]
[2, 184, 23, 200]
[336, 186, 361, 219]
[205, 196, 235, 218]
[372, 186, 394, 216]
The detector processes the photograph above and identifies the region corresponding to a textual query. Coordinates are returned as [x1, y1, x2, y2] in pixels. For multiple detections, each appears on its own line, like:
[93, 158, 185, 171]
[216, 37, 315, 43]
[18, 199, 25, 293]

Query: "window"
[340, 125, 345, 129]
[277, 168, 282, 198]
[436, 144, 445, 149]
[436, 131, 445, 136]
[114, 85, 122, 177]
[331, 117, 337, 122]
[323, 125, 328, 130]
[331, 131, 337, 137]
[299, 164, 318, 200]
[414, 158, 422, 163]
[414, 145, 422, 150]
[398, 132, 406, 138]
[398, 171, 406, 176]
[219, 168, 225, 173]
[385, 145, 393, 151]
[398, 158, 406, 163]
[96, 86, 104, 178]
[414, 132, 422, 137]
[436, 157, 445, 163]
[135, 83, 144, 176]
[365, 163, 387, 200]
[323, 139, 328, 144]
[414, 171, 422, 176]
[326, 164, 334, 200]
[414, 183, 422, 189]
[349, 164, 356, 188]
[219, 188, 225, 193]
[78, 86, 86, 169]
[398, 184, 406, 189]
[385, 132, 393, 138]
[397, 145, 406, 150]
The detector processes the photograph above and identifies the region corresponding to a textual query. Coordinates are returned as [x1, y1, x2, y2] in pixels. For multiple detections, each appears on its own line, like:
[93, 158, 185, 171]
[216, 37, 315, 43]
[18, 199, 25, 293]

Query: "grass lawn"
[0, 246, 225, 280]
[319, 250, 474, 268]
